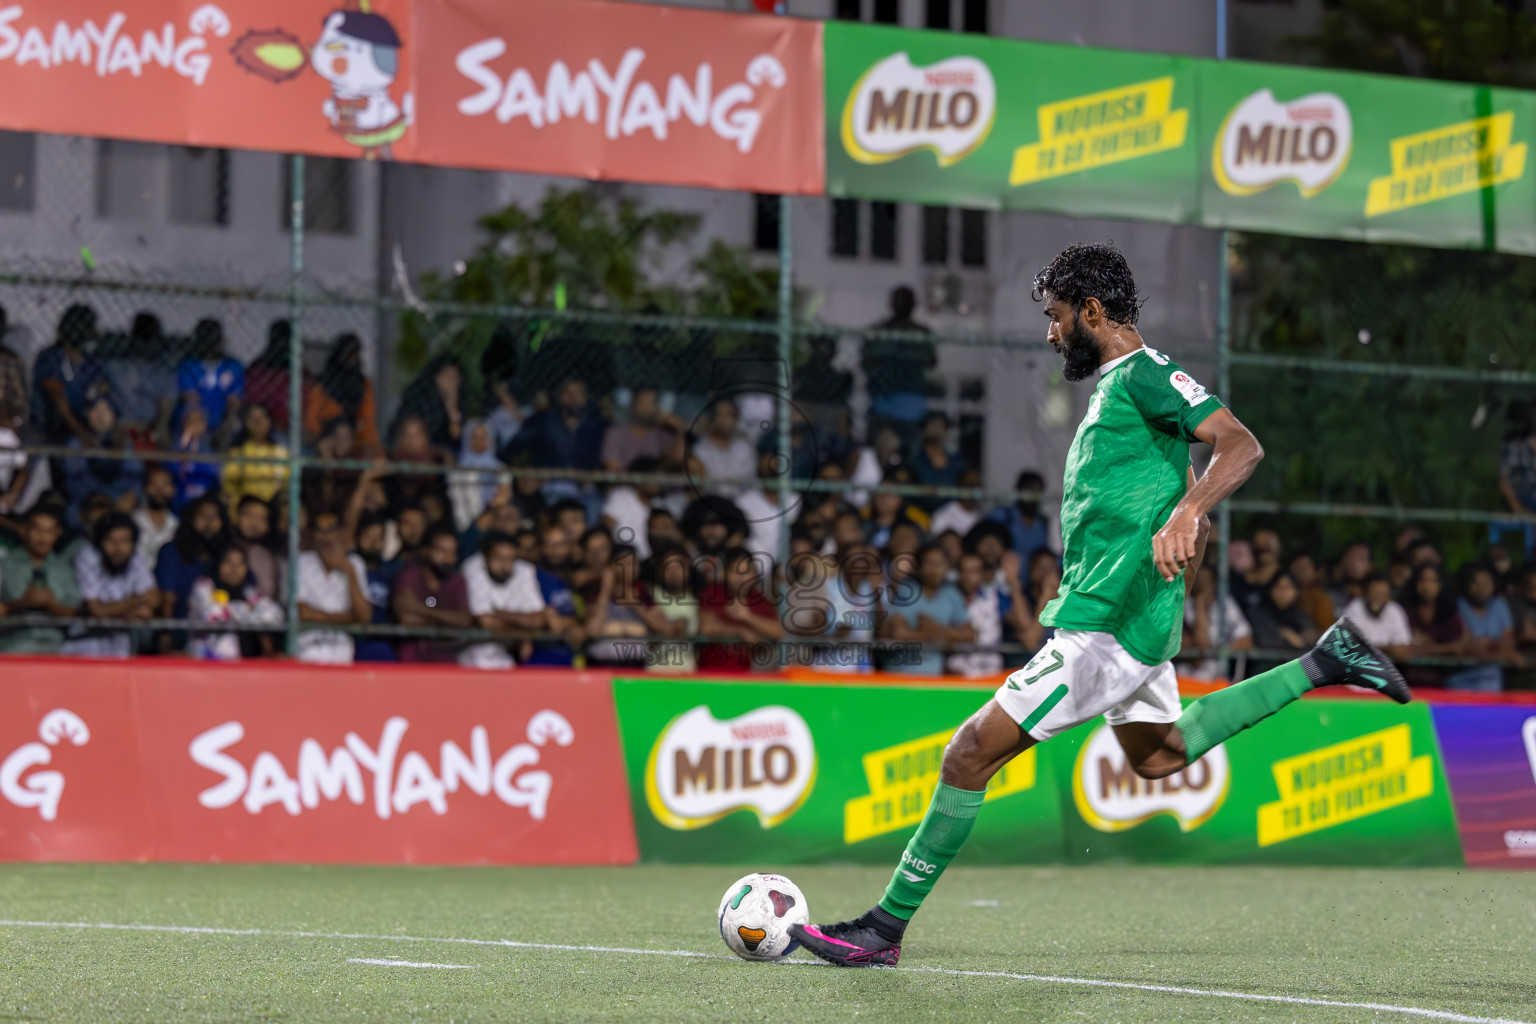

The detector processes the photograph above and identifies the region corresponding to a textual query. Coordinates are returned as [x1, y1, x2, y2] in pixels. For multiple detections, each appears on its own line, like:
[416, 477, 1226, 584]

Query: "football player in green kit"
[790, 243, 1409, 967]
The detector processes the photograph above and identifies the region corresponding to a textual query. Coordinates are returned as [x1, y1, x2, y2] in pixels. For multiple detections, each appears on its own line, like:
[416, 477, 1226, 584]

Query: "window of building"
[831, 198, 860, 257]
[959, 208, 987, 267]
[95, 139, 161, 223]
[870, 201, 898, 261]
[281, 156, 353, 235]
[962, 0, 988, 33]
[168, 147, 230, 227]
[834, 0, 861, 18]
[0, 132, 35, 212]
[753, 193, 781, 252]
[926, 0, 952, 29]
[922, 206, 949, 265]
[872, 0, 899, 23]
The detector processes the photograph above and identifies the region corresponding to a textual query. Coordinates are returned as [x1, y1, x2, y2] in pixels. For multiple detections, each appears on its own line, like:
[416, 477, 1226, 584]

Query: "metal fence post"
[777, 193, 794, 567]
[1215, 229, 1232, 658]
[286, 154, 305, 657]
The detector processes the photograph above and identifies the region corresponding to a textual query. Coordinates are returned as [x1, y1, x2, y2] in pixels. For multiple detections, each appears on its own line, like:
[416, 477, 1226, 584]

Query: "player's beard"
[1055, 316, 1103, 383]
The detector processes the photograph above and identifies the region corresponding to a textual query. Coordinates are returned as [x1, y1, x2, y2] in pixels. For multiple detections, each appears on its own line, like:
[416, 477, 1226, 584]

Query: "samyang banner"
[0, 0, 824, 194]
[825, 20, 1536, 255]
[0, 659, 638, 864]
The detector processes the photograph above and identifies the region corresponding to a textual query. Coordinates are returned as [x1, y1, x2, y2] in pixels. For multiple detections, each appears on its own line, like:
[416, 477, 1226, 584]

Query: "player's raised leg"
[1115, 617, 1412, 780]
[787, 698, 1031, 967]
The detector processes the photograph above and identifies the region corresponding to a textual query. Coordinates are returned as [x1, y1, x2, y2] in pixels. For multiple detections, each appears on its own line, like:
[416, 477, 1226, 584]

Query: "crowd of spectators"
[0, 300, 1531, 688]
[1187, 525, 1536, 691]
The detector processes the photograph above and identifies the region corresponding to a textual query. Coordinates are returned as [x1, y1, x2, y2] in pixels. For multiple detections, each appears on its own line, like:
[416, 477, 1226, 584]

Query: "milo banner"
[613, 678, 1462, 866]
[826, 20, 1536, 255]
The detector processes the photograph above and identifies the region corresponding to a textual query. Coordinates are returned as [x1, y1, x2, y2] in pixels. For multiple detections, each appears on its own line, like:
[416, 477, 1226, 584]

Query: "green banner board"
[613, 678, 1462, 866]
[825, 21, 1536, 254]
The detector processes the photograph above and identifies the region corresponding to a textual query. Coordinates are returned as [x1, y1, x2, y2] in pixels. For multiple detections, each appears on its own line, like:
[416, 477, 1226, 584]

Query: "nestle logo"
[924, 70, 975, 88]
[1286, 105, 1335, 123]
[1504, 829, 1536, 856]
[730, 721, 789, 742]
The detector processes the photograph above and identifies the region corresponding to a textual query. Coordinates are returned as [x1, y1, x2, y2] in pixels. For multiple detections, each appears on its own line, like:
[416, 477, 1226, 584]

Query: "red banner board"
[0, 0, 823, 193]
[0, 660, 637, 865]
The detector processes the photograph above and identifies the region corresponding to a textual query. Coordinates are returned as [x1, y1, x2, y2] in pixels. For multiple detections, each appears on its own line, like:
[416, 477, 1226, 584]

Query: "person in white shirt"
[690, 399, 758, 492]
[459, 532, 548, 670]
[948, 551, 1004, 677]
[1341, 571, 1414, 653]
[601, 456, 662, 559]
[929, 468, 985, 540]
[296, 511, 372, 664]
[1182, 564, 1254, 680]
[132, 465, 179, 566]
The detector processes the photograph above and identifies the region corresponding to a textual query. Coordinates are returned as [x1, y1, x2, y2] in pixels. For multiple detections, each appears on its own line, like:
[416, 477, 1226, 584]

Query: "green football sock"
[1176, 659, 1313, 764]
[878, 781, 986, 921]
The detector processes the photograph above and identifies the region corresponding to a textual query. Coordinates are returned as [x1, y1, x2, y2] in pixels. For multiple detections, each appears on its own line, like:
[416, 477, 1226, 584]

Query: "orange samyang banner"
[0, 0, 825, 193]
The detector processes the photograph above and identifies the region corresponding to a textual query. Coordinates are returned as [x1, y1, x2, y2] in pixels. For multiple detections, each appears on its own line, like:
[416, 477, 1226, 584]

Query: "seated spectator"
[101, 312, 175, 439]
[459, 531, 550, 670]
[581, 535, 659, 668]
[908, 411, 962, 511]
[176, 318, 244, 441]
[1287, 550, 1336, 631]
[1402, 563, 1466, 688]
[169, 406, 220, 510]
[647, 507, 684, 554]
[847, 425, 905, 506]
[295, 510, 372, 665]
[133, 466, 179, 567]
[1452, 563, 1524, 691]
[0, 506, 79, 654]
[223, 403, 288, 505]
[689, 398, 757, 491]
[681, 496, 747, 559]
[392, 503, 431, 564]
[501, 376, 605, 471]
[304, 417, 363, 516]
[700, 548, 784, 671]
[881, 542, 972, 676]
[450, 419, 509, 533]
[929, 467, 984, 540]
[1329, 542, 1373, 610]
[866, 467, 928, 550]
[245, 320, 300, 435]
[304, 333, 380, 454]
[187, 543, 282, 661]
[948, 551, 1005, 678]
[353, 510, 399, 663]
[603, 386, 683, 471]
[0, 302, 28, 431]
[602, 456, 662, 558]
[1342, 570, 1414, 659]
[1182, 563, 1252, 680]
[510, 472, 548, 526]
[1389, 554, 1415, 595]
[385, 414, 450, 514]
[549, 498, 590, 544]
[987, 470, 1050, 561]
[526, 524, 584, 666]
[0, 418, 34, 524]
[1245, 573, 1318, 674]
[393, 522, 472, 663]
[62, 395, 143, 524]
[393, 354, 465, 450]
[232, 496, 283, 603]
[64, 512, 158, 658]
[155, 495, 226, 621]
[754, 405, 826, 485]
[642, 540, 700, 672]
[1511, 564, 1536, 660]
[32, 304, 106, 444]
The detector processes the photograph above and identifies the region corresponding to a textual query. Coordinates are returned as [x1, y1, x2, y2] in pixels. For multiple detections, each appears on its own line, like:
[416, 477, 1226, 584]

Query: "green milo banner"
[825, 20, 1536, 254]
[612, 678, 1462, 866]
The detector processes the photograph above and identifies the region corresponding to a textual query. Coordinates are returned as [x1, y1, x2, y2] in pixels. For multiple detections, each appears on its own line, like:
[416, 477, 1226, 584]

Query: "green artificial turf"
[0, 863, 1533, 1023]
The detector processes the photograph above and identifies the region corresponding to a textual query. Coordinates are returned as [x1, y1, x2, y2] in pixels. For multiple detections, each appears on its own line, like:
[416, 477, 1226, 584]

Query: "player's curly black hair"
[1031, 242, 1145, 326]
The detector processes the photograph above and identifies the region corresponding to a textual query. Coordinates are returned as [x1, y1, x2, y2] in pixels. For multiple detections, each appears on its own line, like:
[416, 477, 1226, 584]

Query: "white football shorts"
[993, 629, 1182, 741]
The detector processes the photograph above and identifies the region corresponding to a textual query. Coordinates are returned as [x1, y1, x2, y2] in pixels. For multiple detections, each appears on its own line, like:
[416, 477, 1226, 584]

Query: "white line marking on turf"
[0, 919, 1525, 1024]
[348, 958, 473, 970]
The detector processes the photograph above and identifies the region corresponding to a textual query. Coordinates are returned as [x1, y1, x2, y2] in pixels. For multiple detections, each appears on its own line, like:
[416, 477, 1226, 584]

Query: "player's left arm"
[1153, 409, 1263, 582]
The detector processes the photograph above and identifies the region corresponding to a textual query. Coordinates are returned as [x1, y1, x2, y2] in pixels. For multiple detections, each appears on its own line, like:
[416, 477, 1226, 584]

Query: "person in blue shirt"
[500, 376, 607, 471]
[32, 304, 107, 444]
[526, 523, 582, 666]
[176, 318, 244, 440]
[352, 511, 401, 662]
[880, 542, 974, 676]
[987, 469, 1051, 561]
[1451, 563, 1525, 691]
[155, 496, 228, 642]
[907, 412, 963, 512]
[62, 394, 143, 525]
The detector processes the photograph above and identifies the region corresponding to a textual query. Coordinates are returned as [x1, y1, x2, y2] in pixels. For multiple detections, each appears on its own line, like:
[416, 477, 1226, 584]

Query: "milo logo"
[1213, 88, 1352, 197]
[841, 51, 995, 167]
[644, 705, 816, 830]
[1072, 723, 1229, 833]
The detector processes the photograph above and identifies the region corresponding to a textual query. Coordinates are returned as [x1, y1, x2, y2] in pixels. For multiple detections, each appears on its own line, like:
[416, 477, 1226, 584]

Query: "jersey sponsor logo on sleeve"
[1169, 370, 1211, 408]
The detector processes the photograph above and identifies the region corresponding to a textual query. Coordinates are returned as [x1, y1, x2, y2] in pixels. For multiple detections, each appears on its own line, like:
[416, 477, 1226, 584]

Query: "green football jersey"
[1039, 346, 1225, 665]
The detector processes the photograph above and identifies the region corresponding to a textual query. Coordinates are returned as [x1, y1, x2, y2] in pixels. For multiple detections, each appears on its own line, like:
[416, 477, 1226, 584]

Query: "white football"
[717, 872, 809, 961]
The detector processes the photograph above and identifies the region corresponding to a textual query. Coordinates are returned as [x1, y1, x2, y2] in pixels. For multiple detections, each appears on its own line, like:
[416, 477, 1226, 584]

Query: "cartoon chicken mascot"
[232, 1, 413, 159]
